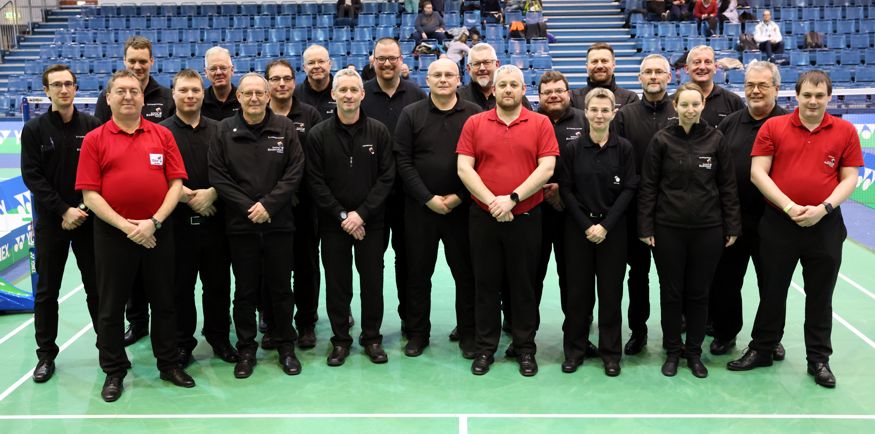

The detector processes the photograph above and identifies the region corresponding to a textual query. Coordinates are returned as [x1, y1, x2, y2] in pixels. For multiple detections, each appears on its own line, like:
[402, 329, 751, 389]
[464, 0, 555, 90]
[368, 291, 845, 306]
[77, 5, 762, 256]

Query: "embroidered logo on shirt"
[613, 176, 621, 185]
[698, 156, 712, 170]
[824, 155, 836, 168]
[362, 144, 375, 155]
[267, 144, 284, 154]
[149, 153, 164, 166]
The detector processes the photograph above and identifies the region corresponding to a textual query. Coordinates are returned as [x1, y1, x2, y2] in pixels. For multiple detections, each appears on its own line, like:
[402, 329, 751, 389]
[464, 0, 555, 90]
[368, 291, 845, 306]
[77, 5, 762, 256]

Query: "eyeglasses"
[240, 91, 267, 99]
[268, 76, 295, 83]
[744, 82, 774, 91]
[112, 88, 142, 97]
[47, 81, 76, 89]
[207, 65, 231, 74]
[469, 59, 497, 68]
[539, 89, 568, 96]
[428, 72, 459, 79]
[375, 56, 401, 64]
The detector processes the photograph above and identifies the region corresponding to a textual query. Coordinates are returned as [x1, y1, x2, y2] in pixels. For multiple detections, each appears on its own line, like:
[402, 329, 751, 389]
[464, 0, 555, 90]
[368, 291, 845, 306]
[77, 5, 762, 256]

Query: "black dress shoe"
[261, 334, 277, 350]
[584, 341, 599, 358]
[471, 354, 494, 375]
[297, 328, 317, 349]
[448, 327, 460, 342]
[101, 376, 124, 402]
[123, 325, 148, 347]
[727, 349, 773, 371]
[461, 349, 477, 360]
[604, 360, 621, 377]
[327, 345, 350, 367]
[177, 348, 193, 368]
[234, 358, 255, 379]
[33, 359, 55, 383]
[160, 368, 196, 388]
[709, 338, 737, 355]
[687, 358, 708, 378]
[280, 352, 302, 375]
[773, 343, 786, 361]
[504, 343, 518, 358]
[404, 341, 428, 357]
[364, 343, 388, 364]
[624, 334, 647, 355]
[518, 353, 538, 377]
[212, 344, 240, 363]
[561, 358, 582, 373]
[808, 362, 836, 388]
[662, 356, 679, 377]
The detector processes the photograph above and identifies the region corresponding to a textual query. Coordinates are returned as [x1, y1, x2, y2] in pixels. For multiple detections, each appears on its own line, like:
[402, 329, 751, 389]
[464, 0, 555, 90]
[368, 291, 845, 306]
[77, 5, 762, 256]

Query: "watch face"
[340, 211, 348, 220]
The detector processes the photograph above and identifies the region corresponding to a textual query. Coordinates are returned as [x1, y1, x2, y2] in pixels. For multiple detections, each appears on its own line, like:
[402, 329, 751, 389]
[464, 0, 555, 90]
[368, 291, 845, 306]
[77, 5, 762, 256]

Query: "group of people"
[22, 33, 861, 403]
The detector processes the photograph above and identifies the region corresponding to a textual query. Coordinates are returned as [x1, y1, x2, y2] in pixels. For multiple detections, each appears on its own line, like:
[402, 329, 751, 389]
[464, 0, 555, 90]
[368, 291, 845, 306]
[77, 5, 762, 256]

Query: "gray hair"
[332, 68, 364, 92]
[237, 72, 269, 92]
[204, 46, 233, 69]
[303, 44, 330, 63]
[686, 45, 715, 65]
[639, 54, 671, 74]
[584, 88, 616, 109]
[469, 43, 498, 62]
[492, 64, 525, 86]
[745, 60, 781, 88]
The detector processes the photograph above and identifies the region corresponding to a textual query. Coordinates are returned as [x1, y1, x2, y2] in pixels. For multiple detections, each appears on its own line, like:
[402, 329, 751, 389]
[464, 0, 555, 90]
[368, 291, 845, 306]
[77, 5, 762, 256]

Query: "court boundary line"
[839, 272, 875, 302]
[790, 281, 875, 350]
[0, 284, 84, 346]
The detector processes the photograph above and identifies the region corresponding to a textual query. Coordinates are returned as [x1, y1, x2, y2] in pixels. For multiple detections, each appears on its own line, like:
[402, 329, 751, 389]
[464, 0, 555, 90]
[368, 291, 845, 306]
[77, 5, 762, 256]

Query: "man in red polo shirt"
[76, 70, 191, 402]
[457, 64, 559, 377]
[727, 70, 863, 388]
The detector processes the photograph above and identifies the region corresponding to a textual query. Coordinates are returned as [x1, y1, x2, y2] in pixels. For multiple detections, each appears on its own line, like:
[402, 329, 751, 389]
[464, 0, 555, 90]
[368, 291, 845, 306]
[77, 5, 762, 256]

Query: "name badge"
[150, 153, 164, 166]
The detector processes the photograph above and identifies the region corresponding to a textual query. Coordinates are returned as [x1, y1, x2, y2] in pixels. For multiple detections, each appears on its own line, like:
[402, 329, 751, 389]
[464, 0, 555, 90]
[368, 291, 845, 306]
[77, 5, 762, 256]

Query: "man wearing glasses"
[76, 70, 190, 402]
[459, 43, 532, 111]
[394, 58, 481, 359]
[570, 43, 639, 111]
[21, 64, 102, 384]
[613, 54, 676, 356]
[208, 73, 305, 379]
[294, 44, 336, 120]
[202, 46, 240, 121]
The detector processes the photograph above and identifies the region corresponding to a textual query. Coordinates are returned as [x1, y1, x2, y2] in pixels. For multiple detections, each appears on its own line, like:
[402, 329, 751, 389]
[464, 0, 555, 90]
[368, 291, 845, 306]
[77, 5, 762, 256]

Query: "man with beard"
[265, 59, 323, 350]
[683, 45, 744, 127]
[294, 45, 337, 120]
[613, 54, 677, 355]
[570, 43, 639, 111]
[201, 46, 240, 121]
[459, 43, 532, 111]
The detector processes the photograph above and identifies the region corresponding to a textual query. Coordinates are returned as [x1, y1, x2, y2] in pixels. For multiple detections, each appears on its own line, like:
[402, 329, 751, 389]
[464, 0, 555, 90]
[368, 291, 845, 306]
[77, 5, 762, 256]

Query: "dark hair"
[264, 59, 295, 79]
[587, 42, 615, 58]
[537, 70, 569, 94]
[171, 69, 203, 89]
[374, 37, 401, 54]
[105, 70, 140, 93]
[124, 35, 153, 58]
[796, 70, 832, 96]
[673, 82, 705, 104]
[42, 64, 76, 87]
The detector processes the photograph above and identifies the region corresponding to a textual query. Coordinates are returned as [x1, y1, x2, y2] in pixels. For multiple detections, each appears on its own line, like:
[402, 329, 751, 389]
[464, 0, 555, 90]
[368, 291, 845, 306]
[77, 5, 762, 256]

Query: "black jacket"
[208, 110, 305, 234]
[614, 94, 678, 173]
[293, 76, 336, 121]
[305, 112, 395, 230]
[570, 76, 640, 111]
[202, 84, 240, 121]
[638, 121, 741, 237]
[20, 109, 101, 229]
[539, 106, 587, 183]
[699, 84, 744, 128]
[93, 76, 174, 123]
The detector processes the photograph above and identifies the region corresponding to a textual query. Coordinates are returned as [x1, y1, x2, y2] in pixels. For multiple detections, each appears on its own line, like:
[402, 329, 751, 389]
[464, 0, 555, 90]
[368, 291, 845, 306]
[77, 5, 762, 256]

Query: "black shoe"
[461, 348, 477, 360]
[584, 341, 599, 358]
[32, 359, 55, 383]
[404, 341, 428, 357]
[604, 360, 621, 377]
[160, 368, 195, 388]
[212, 343, 240, 363]
[504, 343, 518, 358]
[727, 349, 773, 371]
[101, 376, 124, 402]
[518, 353, 538, 377]
[448, 327, 460, 342]
[327, 345, 350, 367]
[177, 348, 193, 369]
[561, 358, 582, 373]
[709, 338, 736, 356]
[261, 334, 277, 350]
[297, 328, 316, 349]
[662, 356, 679, 377]
[234, 358, 255, 379]
[471, 354, 494, 375]
[687, 358, 708, 378]
[280, 352, 302, 375]
[501, 318, 512, 333]
[773, 343, 786, 361]
[364, 343, 388, 364]
[624, 334, 647, 355]
[123, 325, 148, 347]
[807, 362, 836, 388]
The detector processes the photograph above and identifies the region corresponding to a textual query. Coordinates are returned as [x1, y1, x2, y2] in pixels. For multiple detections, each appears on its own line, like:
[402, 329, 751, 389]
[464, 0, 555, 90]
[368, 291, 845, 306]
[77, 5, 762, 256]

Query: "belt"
[188, 215, 207, 226]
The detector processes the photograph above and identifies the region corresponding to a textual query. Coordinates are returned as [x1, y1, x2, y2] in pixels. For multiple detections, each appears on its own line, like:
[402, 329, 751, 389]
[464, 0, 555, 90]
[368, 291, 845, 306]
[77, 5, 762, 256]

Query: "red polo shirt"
[76, 117, 187, 219]
[456, 108, 560, 214]
[751, 108, 863, 207]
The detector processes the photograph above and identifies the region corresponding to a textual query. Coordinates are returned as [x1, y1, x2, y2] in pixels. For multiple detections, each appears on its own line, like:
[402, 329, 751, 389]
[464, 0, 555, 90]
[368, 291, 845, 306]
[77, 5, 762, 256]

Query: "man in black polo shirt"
[208, 73, 305, 379]
[293, 44, 336, 120]
[201, 46, 240, 121]
[394, 58, 480, 358]
[570, 42, 639, 111]
[459, 43, 532, 111]
[613, 54, 677, 355]
[684, 45, 744, 127]
[709, 61, 788, 358]
[306, 69, 395, 367]
[21, 64, 101, 383]
[159, 69, 237, 368]
[361, 38, 427, 337]
[266, 59, 323, 350]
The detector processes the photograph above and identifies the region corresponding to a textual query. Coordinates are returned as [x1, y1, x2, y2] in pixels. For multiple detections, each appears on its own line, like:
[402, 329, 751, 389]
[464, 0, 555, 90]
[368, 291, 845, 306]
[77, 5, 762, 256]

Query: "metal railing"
[0, 0, 21, 57]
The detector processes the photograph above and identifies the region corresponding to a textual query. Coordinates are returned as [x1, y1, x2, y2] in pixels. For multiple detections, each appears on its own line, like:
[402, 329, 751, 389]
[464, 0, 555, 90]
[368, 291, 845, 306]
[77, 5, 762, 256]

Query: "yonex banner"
[0, 176, 34, 312]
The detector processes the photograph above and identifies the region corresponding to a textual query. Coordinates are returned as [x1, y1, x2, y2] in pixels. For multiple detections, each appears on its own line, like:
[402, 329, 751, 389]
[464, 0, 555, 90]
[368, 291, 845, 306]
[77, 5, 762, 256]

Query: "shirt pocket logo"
[362, 144, 375, 155]
[149, 153, 164, 166]
[697, 156, 712, 170]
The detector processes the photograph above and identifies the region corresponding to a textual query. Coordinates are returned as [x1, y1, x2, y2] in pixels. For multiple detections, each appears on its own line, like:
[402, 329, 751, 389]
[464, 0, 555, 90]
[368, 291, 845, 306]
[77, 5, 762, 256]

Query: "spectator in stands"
[335, 0, 361, 27]
[718, 0, 740, 32]
[668, 0, 691, 21]
[293, 45, 336, 120]
[694, 0, 719, 37]
[571, 43, 639, 111]
[482, 0, 504, 24]
[753, 10, 784, 62]
[202, 46, 240, 121]
[683, 45, 744, 126]
[404, 0, 418, 15]
[646, 0, 668, 21]
[446, 32, 472, 64]
[414, 2, 448, 44]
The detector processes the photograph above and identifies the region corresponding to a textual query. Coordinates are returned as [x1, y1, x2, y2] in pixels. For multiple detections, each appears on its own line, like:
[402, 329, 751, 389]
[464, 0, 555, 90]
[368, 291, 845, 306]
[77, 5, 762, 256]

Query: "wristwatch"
[822, 202, 834, 214]
[510, 192, 520, 204]
[339, 211, 348, 222]
[150, 217, 162, 230]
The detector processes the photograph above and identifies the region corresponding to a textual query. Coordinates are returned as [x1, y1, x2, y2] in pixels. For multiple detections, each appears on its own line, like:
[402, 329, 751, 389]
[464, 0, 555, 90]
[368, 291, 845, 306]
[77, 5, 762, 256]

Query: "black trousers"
[321, 227, 384, 347]
[563, 216, 626, 362]
[535, 203, 567, 313]
[653, 225, 723, 358]
[93, 218, 177, 377]
[626, 203, 653, 336]
[709, 219, 763, 342]
[403, 199, 475, 352]
[125, 272, 149, 329]
[749, 207, 845, 363]
[33, 219, 98, 361]
[228, 232, 296, 357]
[292, 195, 321, 330]
[173, 218, 232, 352]
[469, 205, 541, 355]
[382, 191, 408, 324]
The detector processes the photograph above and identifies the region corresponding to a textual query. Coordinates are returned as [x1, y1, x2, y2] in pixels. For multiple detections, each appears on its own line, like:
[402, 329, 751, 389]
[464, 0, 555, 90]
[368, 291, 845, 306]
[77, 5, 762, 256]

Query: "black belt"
[188, 215, 206, 226]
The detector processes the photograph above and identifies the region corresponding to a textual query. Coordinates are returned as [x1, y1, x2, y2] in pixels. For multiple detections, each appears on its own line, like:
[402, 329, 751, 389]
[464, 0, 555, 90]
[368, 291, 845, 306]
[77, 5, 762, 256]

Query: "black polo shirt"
[202, 84, 240, 121]
[559, 132, 639, 232]
[700, 84, 744, 128]
[395, 95, 481, 204]
[293, 76, 336, 121]
[286, 97, 323, 147]
[361, 77, 427, 133]
[458, 81, 533, 111]
[93, 75, 174, 123]
[570, 76, 640, 111]
[539, 106, 587, 183]
[717, 104, 788, 229]
[614, 94, 678, 173]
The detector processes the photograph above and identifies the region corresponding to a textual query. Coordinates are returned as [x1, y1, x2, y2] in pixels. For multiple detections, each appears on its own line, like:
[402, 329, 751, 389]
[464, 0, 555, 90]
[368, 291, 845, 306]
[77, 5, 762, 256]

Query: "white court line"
[459, 415, 468, 434]
[790, 281, 875, 350]
[839, 273, 875, 302]
[0, 413, 874, 421]
[0, 322, 92, 403]
[0, 284, 83, 346]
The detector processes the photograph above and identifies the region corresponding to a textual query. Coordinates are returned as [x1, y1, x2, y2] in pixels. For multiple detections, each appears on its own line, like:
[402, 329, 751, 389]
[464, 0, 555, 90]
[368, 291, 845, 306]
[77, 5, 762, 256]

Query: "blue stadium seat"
[856, 67, 875, 83]
[361, 3, 378, 14]
[686, 36, 706, 50]
[464, 11, 481, 29]
[108, 17, 125, 29]
[418, 54, 437, 71]
[219, 4, 238, 15]
[82, 44, 103, 58]
[170, 43, 192, 58]
[846, 6, 863, 20]
[358, 14, 376, 27]
[300, 4, 318, 15]
[657, 22, 676, 37]
[239, 42, 259, 57]
[148, 16, 167, 29]
[826, 34, 847, 49]
[678, 22, 697, 37]
[316, 14, 333, 28]
[130, 16, 147, 29]
[152, 43, 169, 58]
[329, 41, 348, 57]
[269, 28, 288, 43]
[815, 50, 837, 66]
[399, 39, 416, 55]
[850, 34, 871, 49]
[801, 8, 820, 21]
[375, 26, 396, 39]
[380, 2, 399, 14]
[213, 16, 230, 29]
[444, 12, 460, 28]
[865, 49, 875, 65]
[204, 29, 222, 44]
[169, 16, 187, 29]
[285, 42, 305, 57]
[93, 59, 113, 74]
[836, 19, 857, 34]
[334, 27, 351, 41]
[141, 30, 159, 44]
[485, 24, 503, 42]
[78, 75, 100, 92]
[24, 60, 46, 75]
[531, 54, 552, 70]
[861, 19, 875, 34]
[792, 21, 811, 35]
[194, 43, 213, 57]
[261, 4, 279, 15]
[663, 37, 684, 52]
[813, 20, 834, 35]
[350, 41, 370, 56]
[291, 28, 309, 42]
[790, 50, 810, 66]
[510, 54, 529, 69]
[179, 4, 197, 16]
[253, 57, 271, 73]
[400, 26, 415, 39]
[162, 58, 182, 74]
[71, 60, 91, 75]
[348, 55, 369, 71]
[354, 26, 373, 41]
[742, 51, 762, 64]
[829, 68, 852, 84]
[312, 27, 330, 42]
[191, 16, 209, 28]
[530, 38, 549, 54]
[841, 49, 862, 65]
[319, 3, 335, 15]
[225, 29, 244, 43]
[254, 15, 272, 28]
[235, 57, 253, 73]
[709, 36, 730, 51]
[723, 22, 741, 38]
[296, 15, 314, 28]
[240, 4, 258, 15]
[61, 44, 81, 59]
[641, 38, 661, 53]
[635, 23, 655, 38]
[378, 14, 395, 27]
[522, 69, 536, 86]
[85, 17, 106, 30]
[247, 28, 266, 42]
[330, 56, 347, 72]
[781, 68, 799, 85]
[508, 38, 527, 55]
[491, 39, 506, 55]
[823, 7, 842, 21]
[276, 15, 293, 28]
[401, 13, 416, 28]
